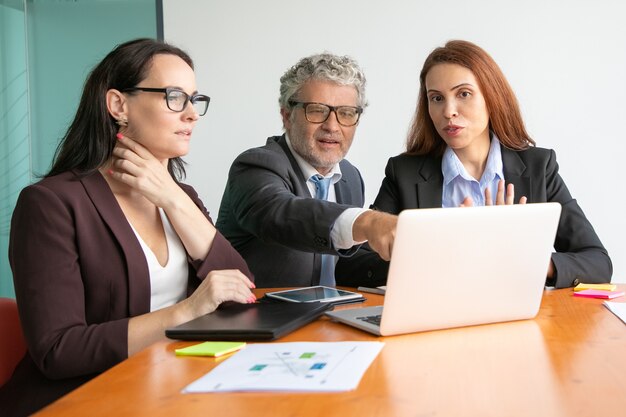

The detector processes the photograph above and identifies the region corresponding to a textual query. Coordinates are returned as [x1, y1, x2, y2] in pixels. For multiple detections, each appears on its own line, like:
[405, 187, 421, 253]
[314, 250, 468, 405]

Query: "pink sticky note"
[573, 289, 625, 299]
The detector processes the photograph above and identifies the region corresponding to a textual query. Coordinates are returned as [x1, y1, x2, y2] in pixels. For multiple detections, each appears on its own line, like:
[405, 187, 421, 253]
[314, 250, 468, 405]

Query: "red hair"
[406, 40, 535, 155]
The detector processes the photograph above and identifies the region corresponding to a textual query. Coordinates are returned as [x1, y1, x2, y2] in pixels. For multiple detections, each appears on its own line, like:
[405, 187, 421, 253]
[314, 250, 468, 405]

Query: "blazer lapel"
[501, 148, 532, 202]
[334, 177, 350, 204]
[274, 135, 321, 284]
[79, 171, 151, 315]
[274, 135, 312, 197]
[417, 157, 443, 208]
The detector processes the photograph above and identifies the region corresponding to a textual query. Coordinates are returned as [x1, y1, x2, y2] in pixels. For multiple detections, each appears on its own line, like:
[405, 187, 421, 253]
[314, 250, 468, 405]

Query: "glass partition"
[0, 0, 29, 298]
[0, 0, 158, 297]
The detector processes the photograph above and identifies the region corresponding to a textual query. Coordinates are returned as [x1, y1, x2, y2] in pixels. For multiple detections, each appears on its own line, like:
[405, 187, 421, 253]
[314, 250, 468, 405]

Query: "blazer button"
[572, 278, 581, 287]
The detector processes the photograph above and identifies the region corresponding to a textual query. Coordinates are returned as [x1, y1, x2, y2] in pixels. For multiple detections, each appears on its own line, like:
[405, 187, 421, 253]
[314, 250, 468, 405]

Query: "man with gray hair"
[217, 52, 396, 288]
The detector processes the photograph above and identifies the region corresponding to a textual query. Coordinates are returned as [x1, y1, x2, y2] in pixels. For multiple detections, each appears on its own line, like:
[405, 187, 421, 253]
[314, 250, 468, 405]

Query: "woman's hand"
[109, 133, 184, 209]
[128, 269, 255, 356]
[460, 179, 527, 207]
[182, 270, 257, 318]
[109, 133, 218, 264]
[485, 179, 527, 205]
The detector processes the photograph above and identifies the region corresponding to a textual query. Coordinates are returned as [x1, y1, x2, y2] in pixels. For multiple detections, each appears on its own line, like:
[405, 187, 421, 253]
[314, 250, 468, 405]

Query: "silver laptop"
[326, 203, 562, 336]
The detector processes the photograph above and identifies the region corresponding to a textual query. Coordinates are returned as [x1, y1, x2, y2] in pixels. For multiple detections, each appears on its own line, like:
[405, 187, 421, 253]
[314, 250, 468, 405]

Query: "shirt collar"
[482, 132, 504, 185]
[285, 133, 342, 183]
[442, 131, 504, 185]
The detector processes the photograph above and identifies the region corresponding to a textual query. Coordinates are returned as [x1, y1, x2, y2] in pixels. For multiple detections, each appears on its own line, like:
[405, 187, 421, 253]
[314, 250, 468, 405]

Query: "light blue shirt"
[442, 134, 505, 208]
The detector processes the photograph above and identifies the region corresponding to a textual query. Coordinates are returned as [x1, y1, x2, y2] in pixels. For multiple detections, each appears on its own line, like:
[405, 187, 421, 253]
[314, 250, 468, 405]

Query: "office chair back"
[0, 297, 27, 387]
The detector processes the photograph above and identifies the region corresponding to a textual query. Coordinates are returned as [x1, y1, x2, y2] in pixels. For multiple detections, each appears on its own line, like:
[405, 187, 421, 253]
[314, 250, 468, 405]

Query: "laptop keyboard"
[357, 314, 382, 326]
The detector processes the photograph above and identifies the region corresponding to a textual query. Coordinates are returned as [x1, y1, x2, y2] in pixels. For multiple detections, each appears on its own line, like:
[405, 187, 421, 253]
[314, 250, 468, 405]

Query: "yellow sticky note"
[573, 283, 617, 292]
[175, 341, 246, 357]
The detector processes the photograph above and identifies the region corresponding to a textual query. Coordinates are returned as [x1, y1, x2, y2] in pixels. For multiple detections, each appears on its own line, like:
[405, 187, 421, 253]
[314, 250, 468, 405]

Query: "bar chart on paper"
[183, 341, 383, 393]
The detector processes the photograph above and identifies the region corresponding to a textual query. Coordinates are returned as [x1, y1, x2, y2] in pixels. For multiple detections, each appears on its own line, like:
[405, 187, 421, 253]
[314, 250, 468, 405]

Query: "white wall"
[163, 0, 626, 283]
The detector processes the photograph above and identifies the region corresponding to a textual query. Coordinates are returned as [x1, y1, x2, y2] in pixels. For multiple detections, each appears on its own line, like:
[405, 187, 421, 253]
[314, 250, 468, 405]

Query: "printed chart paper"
[183, 341, 384, 393]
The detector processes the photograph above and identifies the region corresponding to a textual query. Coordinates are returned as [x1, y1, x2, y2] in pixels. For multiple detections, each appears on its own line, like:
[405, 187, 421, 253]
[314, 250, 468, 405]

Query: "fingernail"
[116, 133, 123, 140]
[107, 169, 113, 175]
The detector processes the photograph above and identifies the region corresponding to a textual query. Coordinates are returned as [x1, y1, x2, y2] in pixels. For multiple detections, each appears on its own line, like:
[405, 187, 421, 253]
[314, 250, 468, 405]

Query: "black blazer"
[336, 146, 612, 289]
[217, 135, 365, 287]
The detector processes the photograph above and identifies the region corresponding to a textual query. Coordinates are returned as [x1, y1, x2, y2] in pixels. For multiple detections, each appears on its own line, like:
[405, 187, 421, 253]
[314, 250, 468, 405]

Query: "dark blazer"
[217, 135, 365, 287]
[336, 146, 612, 289]
[1, 171, 252, 416]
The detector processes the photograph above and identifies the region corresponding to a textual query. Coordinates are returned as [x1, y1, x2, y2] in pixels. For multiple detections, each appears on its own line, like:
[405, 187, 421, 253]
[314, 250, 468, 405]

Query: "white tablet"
[266, 286, 363, 303]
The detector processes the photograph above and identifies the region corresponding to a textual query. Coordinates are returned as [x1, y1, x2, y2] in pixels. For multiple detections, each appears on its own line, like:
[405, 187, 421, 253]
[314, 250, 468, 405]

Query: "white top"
[129, 208, 188, 312]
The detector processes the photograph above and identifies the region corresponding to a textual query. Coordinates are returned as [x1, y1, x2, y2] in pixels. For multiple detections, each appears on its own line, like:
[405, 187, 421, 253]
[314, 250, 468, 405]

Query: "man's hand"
[352, 210, 398, 261]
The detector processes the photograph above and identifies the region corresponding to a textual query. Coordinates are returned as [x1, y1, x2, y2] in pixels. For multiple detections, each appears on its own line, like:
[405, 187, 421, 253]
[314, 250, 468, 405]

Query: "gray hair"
[278, 52, 368, 110]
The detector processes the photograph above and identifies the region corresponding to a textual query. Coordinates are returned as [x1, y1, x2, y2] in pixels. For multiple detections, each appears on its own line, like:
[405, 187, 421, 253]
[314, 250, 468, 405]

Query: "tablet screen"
[266, 286, 362, 303]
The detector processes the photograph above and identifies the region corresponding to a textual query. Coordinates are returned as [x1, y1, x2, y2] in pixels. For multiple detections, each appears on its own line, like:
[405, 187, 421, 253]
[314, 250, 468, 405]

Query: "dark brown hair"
[47, 38, 193, 178]
[406, 40, 535, 156]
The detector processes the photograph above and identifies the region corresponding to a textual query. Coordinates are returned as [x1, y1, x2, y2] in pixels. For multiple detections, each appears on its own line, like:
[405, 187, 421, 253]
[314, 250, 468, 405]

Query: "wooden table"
[35, 286, 626, 417]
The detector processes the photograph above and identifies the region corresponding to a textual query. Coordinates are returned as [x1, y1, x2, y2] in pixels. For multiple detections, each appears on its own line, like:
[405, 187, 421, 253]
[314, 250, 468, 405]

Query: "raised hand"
[108, 132, 217, 261]
[460, 180, 527, 207]
[109, 133, 185, 209]
[485, 179, 527, 206]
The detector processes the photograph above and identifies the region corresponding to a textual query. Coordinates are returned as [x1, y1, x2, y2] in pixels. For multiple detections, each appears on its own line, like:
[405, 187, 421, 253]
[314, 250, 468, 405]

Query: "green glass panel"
[0, 0, 158, 297]
[0, 1, 28, 298]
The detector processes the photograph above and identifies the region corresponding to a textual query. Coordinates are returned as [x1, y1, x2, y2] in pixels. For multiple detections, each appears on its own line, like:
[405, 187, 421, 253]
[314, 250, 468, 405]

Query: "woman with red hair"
[337, 40, 611, 289]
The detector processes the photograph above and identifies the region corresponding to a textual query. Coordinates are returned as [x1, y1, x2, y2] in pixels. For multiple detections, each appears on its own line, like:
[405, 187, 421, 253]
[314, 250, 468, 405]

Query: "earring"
[116, 117, 128, 127]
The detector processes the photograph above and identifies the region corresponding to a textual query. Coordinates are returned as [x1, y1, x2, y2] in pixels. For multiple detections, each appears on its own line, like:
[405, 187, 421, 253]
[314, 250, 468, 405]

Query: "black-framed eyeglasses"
[288, 101, 363, 127]
[122, 87, 210, 116]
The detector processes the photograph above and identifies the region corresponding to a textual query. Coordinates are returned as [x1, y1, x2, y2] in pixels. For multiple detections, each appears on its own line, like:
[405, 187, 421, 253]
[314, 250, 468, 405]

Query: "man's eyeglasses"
[288, 101, 363, 127]
[122, 87, 210, 116]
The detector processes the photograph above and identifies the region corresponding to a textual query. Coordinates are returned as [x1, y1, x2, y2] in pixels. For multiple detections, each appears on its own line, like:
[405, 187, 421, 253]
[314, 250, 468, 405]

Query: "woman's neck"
[454, 136, 491, 181]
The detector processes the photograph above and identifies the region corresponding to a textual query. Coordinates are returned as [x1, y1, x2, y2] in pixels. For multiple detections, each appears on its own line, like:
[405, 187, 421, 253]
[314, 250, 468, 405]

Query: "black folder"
[165, 301, 332, 341]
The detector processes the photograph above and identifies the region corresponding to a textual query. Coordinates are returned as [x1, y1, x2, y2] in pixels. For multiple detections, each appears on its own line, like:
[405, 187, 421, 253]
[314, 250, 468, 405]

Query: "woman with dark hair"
[1, 38, 254, 416]
[337, 40, 611, 289]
